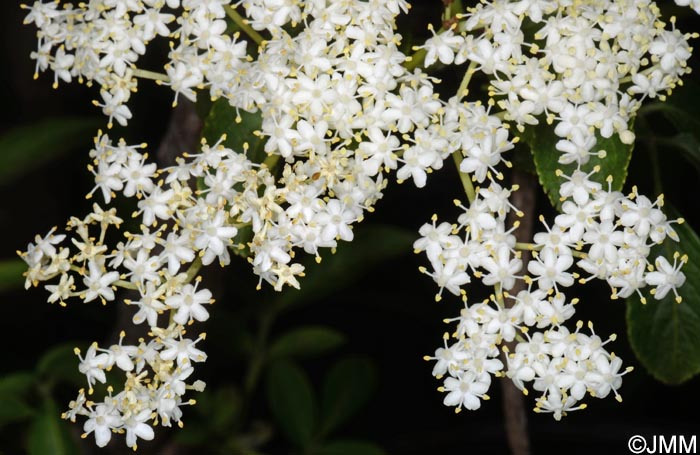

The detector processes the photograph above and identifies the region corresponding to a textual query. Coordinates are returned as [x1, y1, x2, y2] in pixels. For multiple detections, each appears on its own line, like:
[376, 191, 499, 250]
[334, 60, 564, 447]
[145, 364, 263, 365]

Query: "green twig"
[262, 153, 280, 171]
[514, 242, 587, 259]
[226, 5, 265, 46]
[451, 151, 477, 203]
[132, 68, 170, 83]
[456, 62, 478, 100]
[403, 48, 427, 72]
[183, 256, 204, 283]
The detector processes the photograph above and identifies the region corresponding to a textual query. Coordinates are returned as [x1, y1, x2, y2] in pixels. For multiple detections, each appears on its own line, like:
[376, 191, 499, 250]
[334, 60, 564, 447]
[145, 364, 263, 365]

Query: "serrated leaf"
[0, 117, 99, 185]
[318, 440, 386, 455]
[266, 360, 316, 447]
[27, 399, 78, 455]
[320, 357, 377, 437]
[527, 124, 634, 211]
[36, 343, 83, 387]
[627, 208, 700, 384]
[268, 326, 345, 359]
[201, 98, 266, 164]
[276, 224, 415, 308]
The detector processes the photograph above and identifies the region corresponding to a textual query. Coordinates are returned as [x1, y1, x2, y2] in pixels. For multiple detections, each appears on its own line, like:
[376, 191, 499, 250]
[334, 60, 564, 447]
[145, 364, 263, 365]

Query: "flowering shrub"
[16, 0, 700, 451]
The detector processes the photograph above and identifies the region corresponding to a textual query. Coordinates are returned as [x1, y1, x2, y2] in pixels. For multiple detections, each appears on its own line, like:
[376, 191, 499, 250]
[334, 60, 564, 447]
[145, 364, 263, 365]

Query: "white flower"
[83, 402, 121, 447]
[648, 28, 692, 74]
[123, 409, 155, 450]
[76, 344, 111, 390]
[160, 334, 207, 366]
[82, 260, 120, 303]
[441, 371, 491, 411]
[166, 282, 213, 325]
[123, 249, 160, 286]
[121, 155, 157, 198]
[314, 199, 356, 243]
[459, 127, 512, 183]
[645, 254, 687, 303]
[480, 245, 522, 291]
[422, 27, 464, 67]
[414, 218, 455, 263]
[421, 259, 471, 301]
[426, 336, 469, 379]
[194, 210, 238, 266]
[159, 232, 196, 275]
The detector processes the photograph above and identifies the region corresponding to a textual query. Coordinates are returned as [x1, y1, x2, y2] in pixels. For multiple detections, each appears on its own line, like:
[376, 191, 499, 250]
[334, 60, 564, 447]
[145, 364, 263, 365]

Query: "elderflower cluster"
[417, 0, 694, 419]
[19, 0, 699, 444]
[19, 0, 477, 448]
[422, 0, 698, 153]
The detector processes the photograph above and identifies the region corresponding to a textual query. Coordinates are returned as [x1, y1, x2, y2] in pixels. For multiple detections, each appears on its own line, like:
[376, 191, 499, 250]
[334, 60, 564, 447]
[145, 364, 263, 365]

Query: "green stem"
[403, 47, 427, 72]
[514, 242, 588, 259]
[514, 242, 539, 251]
[132, 68, 170, 83]
[619, 66, 655, 85]
[114, 280, 139, 290]
[456, 61, 478, 100]
[494, 284, 505, 308]
[183, 257, 203, 283]
[237, 303, 281, 431]
[244, 309, 275, 395]
[226, 5, 265, 46]
[262, 153, 280, 171]
[451, 151, 477, 203]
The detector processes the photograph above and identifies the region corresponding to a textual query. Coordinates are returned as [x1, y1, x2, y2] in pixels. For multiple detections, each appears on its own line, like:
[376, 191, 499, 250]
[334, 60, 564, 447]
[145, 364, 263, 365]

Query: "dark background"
[1, 1, 699, 454]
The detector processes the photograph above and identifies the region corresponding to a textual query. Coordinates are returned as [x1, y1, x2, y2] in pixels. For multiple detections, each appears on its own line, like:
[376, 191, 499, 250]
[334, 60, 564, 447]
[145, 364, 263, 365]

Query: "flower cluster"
[20, 0, 699, 445]
[418, 0, 694, 418]
[20, 0, 466, 448]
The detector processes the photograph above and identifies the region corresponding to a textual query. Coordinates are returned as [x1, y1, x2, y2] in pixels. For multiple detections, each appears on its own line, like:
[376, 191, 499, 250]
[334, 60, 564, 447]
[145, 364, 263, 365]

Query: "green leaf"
[268, 326, 346, 360]
[0, 371, 35, 397]
[27, 399, 78, 455]
[320, 357, 377, 437]
[0, 396, 35, 427]
[318, 440, 386, 455]
[230, 224, 254, 259]
[527, 124, 634, 211]
[627, 208, 700, 384]
[0, 371, 36, 427]
[0, 372, 36, 426]
[0, 259, 27, 292]
[201, 98, 266, 164]
[637, 82, 700, 171]
[656, 80, 700, 137]
[211, 386, 242, 434]
[36, 343, 83, 387]
[266, 360, 316, 447]
[656, 133, 700, 173]
[0, 117, 99, 185]
[277, 224, 415, 308]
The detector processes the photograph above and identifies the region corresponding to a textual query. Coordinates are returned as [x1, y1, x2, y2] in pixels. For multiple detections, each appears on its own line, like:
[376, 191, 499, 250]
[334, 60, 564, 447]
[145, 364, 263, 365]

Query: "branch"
[500, 169, 537, 455]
